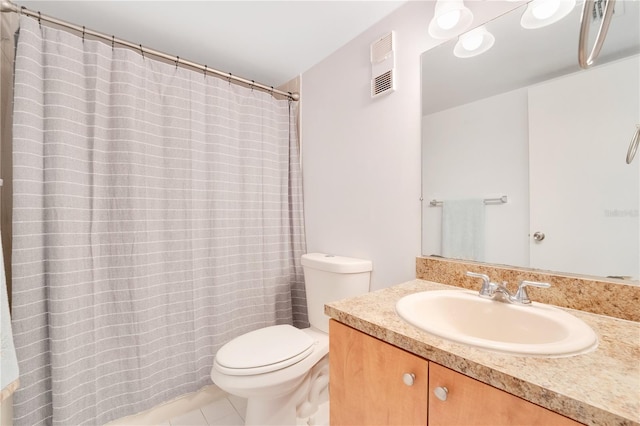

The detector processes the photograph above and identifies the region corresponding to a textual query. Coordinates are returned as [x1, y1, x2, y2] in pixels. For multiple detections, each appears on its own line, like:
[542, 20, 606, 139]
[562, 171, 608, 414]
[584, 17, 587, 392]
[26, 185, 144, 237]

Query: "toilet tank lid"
[301, 253, 372, 273]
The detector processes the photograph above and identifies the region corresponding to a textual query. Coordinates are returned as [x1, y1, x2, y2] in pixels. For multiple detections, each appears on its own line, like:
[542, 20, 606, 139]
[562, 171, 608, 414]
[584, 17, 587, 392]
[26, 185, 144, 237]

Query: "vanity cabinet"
[428, 362, 581, 426]
[329, 319, 428, 425]
[329, 320, 583, 426]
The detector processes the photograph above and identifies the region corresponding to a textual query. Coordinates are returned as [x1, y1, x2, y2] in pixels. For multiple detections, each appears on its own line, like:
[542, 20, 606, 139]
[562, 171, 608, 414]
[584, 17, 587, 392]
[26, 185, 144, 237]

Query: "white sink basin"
[395, 290, 598, 357]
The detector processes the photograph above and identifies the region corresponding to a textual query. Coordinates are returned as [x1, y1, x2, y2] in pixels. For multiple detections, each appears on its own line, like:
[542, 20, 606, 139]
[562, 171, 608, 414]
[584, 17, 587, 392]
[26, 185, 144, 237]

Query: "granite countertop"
[325, 279, 640, 426]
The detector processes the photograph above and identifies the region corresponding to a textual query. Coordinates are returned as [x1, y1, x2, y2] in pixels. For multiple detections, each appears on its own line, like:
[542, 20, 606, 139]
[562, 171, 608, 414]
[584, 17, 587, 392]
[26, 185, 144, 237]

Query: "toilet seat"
[215, 324, 315, 376]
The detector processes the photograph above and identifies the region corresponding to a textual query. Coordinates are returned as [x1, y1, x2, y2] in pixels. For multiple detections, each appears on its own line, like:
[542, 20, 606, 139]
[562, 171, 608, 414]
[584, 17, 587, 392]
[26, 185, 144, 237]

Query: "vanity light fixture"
[453, 26, 495, 58]
[520, 0, 577, 29]
[428, 0, 474, 40]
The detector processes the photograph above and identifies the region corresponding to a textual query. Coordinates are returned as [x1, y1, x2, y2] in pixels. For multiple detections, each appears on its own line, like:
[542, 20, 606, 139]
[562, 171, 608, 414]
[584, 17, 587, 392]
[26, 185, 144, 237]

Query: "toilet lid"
[215, 324, 315, 376]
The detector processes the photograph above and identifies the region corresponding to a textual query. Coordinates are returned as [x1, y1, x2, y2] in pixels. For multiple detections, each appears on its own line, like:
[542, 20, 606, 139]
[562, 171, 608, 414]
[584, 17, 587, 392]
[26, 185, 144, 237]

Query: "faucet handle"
[466, 271, 490, 281]
[513, 280, 551, 304]
[466, 271, 494, 297]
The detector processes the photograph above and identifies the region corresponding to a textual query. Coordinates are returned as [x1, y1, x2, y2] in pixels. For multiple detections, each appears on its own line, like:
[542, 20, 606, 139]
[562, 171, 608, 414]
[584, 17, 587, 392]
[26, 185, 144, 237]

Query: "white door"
[528, 56, 639, 279]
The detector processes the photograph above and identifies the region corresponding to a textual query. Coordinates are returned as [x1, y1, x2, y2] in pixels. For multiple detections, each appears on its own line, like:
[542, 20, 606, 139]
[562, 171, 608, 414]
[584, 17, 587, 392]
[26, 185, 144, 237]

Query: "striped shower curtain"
[10, 16, 307, 425]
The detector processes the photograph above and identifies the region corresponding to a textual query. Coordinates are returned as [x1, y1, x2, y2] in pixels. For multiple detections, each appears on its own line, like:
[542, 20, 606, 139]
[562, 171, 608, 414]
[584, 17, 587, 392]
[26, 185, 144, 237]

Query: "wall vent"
[591, 0, 624, 21]
[371, 32, 393, 63]
[370, 31, 396, 98]
[372, 70, 394, 97]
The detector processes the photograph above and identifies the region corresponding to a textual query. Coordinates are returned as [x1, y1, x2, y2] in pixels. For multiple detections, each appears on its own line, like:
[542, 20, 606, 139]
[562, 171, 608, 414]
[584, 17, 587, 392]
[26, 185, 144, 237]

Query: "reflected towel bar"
[626, 125, 640, 164]
[429, 195, 508, 207]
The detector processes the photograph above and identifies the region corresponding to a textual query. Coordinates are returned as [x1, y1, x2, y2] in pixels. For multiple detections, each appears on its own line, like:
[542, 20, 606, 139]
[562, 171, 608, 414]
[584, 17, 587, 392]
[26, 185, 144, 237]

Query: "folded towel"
[1, 238, 19, 402]
[441, 199, 486, 261]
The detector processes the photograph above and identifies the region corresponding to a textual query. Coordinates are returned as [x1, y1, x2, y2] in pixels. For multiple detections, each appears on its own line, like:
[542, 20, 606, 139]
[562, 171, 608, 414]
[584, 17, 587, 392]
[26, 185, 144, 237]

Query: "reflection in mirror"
[421, 1, 639, 281]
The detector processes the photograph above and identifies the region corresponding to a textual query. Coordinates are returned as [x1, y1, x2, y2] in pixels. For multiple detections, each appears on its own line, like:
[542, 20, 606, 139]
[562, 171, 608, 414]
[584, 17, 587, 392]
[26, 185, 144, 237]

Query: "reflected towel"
[1, 239, 19, 402]
[441, 199, 486, 261]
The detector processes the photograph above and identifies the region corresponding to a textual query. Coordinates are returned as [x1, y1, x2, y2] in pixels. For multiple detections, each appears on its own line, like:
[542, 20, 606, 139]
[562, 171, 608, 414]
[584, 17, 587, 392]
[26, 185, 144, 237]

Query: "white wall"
[300, 1, 521, 291]
[422, 88, 530, 268]
[301, 1, 430, 291]
[528, 56, 639, 279]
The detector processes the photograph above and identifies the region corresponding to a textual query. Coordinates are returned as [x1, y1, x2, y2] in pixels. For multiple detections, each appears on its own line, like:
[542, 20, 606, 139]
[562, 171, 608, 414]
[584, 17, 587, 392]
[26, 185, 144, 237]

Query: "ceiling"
[14, 1, 408, 88]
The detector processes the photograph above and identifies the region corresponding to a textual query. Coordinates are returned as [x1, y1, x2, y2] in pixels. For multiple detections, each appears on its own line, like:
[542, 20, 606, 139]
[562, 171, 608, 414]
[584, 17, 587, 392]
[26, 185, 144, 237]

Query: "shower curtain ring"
[175, 56, 179, 69]
[228, 73, 232, 85]
[139, 44, 144, 58]
[204, 65, 207, 78]
[82, 26, 85, 42]
[37, 11, 41, 27]
[111, 35, 115, 50]
[250, 80, 255, 91]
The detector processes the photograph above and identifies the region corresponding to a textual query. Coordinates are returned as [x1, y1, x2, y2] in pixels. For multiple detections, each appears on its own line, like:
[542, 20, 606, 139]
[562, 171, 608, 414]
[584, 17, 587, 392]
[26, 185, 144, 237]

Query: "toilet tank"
[301, 253, 372, 333]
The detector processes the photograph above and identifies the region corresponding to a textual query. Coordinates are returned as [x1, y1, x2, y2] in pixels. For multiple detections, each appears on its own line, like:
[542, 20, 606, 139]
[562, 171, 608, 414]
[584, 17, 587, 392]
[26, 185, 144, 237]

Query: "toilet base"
[244, 399, 330, 426]
[242, 356, 329, 426]
[245, 393, 297, 426]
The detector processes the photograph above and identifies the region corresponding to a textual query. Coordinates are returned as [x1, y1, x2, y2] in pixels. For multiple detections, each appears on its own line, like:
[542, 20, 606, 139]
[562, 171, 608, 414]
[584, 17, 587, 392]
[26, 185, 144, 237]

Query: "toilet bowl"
[210, 253, 372, 426]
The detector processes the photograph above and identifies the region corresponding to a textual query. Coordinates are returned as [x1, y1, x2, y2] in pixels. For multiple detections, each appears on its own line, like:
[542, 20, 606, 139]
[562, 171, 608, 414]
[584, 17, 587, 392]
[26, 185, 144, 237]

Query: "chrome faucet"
[466, 271, 550, 305]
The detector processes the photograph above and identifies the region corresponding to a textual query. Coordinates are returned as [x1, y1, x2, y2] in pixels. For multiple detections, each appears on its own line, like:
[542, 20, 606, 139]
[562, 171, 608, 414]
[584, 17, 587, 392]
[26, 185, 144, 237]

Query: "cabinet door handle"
[434, 386, 449, 401]
[402, 373, 415, 386]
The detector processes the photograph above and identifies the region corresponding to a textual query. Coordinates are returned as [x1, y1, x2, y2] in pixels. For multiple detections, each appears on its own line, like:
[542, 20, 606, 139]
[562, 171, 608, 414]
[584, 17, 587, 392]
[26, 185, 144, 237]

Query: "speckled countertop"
[325, 279, 640, 426]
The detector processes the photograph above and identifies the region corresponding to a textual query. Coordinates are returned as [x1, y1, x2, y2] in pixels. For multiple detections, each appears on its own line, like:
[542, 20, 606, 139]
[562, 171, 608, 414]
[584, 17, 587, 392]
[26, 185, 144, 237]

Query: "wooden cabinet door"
[329, 320, 428, 426]
[428, 363, 582, 425]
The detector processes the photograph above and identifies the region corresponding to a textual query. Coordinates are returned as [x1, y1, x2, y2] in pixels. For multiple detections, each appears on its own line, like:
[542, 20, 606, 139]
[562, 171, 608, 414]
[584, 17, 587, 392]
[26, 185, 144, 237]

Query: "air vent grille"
[370, 31, 396, 99]
[371, 32, 394, 63]
[592, 0, 621, 20]
[371, 70, 394, 97]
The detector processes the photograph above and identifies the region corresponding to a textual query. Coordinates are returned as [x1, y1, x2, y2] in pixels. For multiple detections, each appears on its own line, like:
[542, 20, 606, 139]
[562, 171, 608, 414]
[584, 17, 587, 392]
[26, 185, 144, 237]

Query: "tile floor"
[166, 394, 247, 426]
[108, 385, 329, 426]
[155, 396, 330, 426]
[107, 386, 245, 426]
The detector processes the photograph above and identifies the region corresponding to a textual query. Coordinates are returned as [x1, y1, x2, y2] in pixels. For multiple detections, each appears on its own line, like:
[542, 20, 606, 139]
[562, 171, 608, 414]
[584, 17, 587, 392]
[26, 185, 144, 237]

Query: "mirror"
[421, 1, 640, 281]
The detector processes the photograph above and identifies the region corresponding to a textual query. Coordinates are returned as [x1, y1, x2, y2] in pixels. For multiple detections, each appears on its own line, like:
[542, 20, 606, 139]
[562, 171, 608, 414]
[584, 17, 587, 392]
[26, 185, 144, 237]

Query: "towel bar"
[429, 195, 507, 207]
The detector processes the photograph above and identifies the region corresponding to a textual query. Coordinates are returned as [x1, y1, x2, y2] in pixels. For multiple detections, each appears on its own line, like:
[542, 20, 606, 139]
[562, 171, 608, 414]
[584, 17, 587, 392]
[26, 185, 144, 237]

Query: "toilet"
[210, 253, 372, 426]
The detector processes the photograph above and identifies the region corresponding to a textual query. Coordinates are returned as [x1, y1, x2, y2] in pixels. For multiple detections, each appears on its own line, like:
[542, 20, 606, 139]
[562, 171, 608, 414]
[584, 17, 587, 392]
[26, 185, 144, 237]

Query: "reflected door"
[528, 55, 640, 279]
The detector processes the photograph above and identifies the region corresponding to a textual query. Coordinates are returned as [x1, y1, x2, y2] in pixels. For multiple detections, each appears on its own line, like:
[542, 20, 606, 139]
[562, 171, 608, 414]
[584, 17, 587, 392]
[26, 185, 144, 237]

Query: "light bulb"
[532, 0, 561, 20]
[453, 26, 494, 58]
[428, 0, 474, 40]
[461, 33, 483, 51]
[437, 10, 461, 30]
[520, 0, 576, 29]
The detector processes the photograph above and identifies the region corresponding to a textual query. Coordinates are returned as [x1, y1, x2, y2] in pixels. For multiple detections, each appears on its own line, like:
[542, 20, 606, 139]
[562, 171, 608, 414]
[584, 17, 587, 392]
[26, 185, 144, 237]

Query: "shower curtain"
[10, 16, 307, 426]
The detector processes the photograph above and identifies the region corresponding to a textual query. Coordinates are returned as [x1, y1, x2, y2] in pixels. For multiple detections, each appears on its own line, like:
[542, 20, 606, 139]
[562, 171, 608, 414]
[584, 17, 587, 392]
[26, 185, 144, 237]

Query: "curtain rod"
[0, 0, 300, 101]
